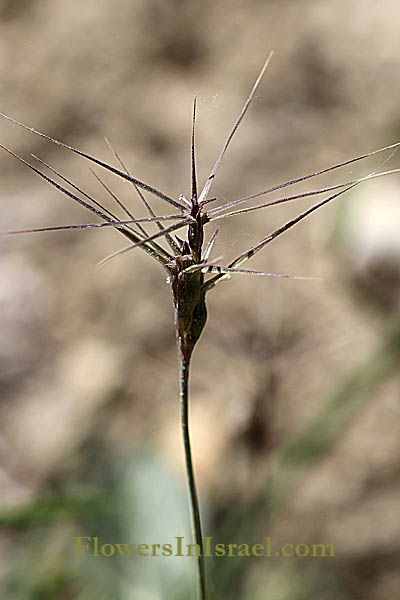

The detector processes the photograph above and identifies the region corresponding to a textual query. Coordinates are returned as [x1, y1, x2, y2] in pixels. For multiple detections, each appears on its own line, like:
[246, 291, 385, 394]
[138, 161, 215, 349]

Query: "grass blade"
[198, 51, 274, 203]
[98, 218, 193, 267]
[0, 112, 185, 210]
[104, 137, 181, 254]
[209, 168, 400, 221]
[183, 263, 321, 280]
[205, 180, 361, 290]
[209, 141, 400, 215]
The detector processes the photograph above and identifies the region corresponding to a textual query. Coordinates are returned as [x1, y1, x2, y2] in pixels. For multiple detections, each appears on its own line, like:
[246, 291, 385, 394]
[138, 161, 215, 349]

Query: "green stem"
[179, 354, 207, 600]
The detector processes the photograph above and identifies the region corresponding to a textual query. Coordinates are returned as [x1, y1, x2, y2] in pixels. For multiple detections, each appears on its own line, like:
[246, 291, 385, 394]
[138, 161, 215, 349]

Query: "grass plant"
[1, 52, 400, 600]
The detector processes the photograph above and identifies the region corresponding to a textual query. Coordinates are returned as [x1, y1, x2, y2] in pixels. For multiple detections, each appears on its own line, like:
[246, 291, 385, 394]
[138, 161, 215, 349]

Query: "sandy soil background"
[1, 2, 400, 599]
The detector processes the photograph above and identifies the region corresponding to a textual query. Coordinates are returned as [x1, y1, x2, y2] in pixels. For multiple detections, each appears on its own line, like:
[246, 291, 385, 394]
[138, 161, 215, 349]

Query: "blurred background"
[1, 1, 400, 598]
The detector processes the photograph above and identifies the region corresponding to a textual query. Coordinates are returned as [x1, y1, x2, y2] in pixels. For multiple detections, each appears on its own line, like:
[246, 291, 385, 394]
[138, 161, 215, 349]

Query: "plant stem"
[179, 354, 207, 600]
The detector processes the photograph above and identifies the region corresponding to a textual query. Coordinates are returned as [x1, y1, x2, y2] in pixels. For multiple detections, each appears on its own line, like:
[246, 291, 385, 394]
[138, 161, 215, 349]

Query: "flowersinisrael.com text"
[75, 537, 335, 558]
